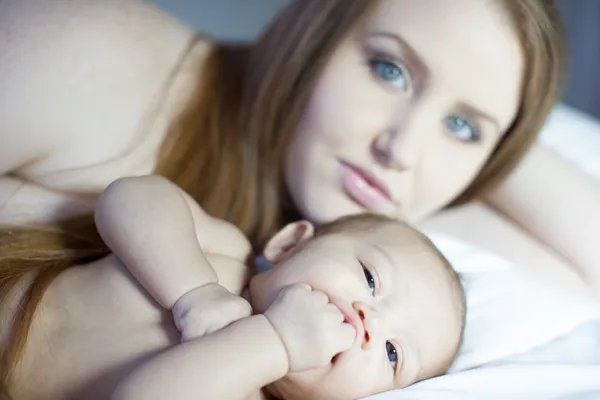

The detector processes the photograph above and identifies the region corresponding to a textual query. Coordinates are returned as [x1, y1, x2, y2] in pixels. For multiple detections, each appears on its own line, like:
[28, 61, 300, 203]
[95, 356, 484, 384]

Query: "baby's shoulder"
[199, 214, 253, 263]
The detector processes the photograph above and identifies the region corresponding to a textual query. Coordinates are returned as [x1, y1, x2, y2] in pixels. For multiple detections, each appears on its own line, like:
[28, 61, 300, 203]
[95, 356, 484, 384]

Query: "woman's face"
[285, 0, 524, 225]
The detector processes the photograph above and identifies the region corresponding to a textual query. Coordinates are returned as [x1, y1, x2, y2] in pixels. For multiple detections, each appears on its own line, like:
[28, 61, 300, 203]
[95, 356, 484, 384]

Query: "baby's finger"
[290, 283, 312, 292]
[310, 290, 329, 304]
[181, 326, 208, 343]
[334, 323, 357, 354]
[325, 303, 344, 323]
[231, 298, 253, 318]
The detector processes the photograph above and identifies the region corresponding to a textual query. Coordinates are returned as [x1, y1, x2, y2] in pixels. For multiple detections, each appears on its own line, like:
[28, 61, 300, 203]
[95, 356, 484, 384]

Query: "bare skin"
[1, 1, 599, 297]
[4, 176, 460, 399]
[5, 255, 246, 399]
[1, 174, 274, 399]
[0, 0, 209, 223]
[0, 2, 596, 398]
[4, 204, 253, 399]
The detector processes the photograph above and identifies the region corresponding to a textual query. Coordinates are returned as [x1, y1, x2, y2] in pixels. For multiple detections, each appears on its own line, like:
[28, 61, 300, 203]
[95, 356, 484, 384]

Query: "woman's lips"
[339, 161, 394, 213]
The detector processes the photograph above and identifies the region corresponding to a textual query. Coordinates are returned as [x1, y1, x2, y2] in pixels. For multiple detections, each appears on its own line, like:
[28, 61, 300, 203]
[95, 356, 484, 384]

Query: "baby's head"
[250, 214, 465, 400]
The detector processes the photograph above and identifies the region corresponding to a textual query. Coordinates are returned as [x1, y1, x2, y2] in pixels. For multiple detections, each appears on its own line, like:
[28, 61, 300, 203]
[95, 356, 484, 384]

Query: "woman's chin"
[299, 196, 366, 226]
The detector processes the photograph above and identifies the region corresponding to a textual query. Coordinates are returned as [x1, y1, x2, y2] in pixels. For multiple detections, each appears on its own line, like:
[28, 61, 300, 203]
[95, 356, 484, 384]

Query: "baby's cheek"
[263, 266, 320, 303]
[324, 356, 386, 399]
[276, 262, 353, 297]
[297, 272, 336, 295]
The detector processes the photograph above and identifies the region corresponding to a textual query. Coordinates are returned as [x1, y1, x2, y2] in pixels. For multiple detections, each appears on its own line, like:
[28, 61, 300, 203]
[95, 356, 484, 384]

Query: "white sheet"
[364, 104, 600, 400]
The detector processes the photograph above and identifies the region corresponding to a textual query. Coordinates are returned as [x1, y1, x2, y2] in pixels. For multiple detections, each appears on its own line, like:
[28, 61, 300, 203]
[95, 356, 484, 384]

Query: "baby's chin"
[264, 365, 329, 400]
[266, 368, 371, 400]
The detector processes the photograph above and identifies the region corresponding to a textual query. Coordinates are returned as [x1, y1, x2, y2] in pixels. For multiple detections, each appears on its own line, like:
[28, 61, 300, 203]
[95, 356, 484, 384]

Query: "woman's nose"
[353, 301, 381, 350]
[372, 127, 421, 171]
[372, 106, 433, 171]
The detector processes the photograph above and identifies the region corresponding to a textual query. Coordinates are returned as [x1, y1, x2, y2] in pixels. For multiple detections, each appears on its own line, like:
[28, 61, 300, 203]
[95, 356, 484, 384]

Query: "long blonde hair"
[0, 0, 564, 394]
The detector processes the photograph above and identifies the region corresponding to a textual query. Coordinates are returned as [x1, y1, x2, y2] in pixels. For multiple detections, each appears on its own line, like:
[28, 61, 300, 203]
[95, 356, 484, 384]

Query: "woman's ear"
[263, 221, 315, 264]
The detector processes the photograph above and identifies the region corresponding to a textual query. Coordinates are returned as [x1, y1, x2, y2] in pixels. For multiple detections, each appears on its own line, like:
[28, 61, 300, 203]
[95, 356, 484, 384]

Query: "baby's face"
[250, 221, 462, 399]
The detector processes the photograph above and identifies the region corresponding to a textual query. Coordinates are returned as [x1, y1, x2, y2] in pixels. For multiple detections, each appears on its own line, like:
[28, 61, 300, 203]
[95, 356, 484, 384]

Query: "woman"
[0, 0, 597, 397]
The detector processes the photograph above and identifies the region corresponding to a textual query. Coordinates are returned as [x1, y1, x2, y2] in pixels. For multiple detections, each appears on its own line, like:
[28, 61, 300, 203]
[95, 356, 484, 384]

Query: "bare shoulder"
[201, 215, 253, 262]
[0, 0, 211, 175]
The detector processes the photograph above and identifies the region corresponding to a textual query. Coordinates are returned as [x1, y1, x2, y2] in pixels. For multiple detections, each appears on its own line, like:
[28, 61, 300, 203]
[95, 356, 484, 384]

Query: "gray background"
[153, 0, 600, 119]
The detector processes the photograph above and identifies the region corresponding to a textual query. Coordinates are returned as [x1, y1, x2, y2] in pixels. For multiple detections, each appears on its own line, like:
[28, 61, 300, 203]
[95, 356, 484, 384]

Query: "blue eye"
[361, 262, 375, 295]
[446, 116, 480, 142]
[386, 341, 398, 369]
[370, 59, 408, 90]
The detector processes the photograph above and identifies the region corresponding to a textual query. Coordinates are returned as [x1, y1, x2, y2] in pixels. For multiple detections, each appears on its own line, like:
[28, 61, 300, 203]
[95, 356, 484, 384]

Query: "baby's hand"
[172, 283, 253, 342]
[264, 284, 356, 373]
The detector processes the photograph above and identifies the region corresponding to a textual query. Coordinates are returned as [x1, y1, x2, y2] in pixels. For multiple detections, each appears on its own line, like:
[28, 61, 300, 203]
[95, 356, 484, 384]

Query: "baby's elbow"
[98, 175, 165, 210]
[95, 177, 146, 226]
[103, 175, 166, 197]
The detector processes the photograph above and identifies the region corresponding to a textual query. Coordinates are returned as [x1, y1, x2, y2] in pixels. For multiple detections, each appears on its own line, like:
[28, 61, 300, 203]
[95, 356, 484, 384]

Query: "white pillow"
[429, 234, 600, 373]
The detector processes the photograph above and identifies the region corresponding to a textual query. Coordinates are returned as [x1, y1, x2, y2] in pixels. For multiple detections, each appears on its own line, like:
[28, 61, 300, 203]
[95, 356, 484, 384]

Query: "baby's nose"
[353, 302, 380, 350]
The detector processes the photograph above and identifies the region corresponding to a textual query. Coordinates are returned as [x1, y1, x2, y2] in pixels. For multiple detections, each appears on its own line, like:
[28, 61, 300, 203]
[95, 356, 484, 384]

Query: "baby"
[96, 175, 465, 400]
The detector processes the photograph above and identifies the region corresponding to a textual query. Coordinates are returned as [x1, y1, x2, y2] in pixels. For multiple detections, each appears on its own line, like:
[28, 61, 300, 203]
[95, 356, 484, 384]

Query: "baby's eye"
[445, 116, 480, 143]
[361, 262, 375, 295]
[370, 59, 409, 91]
[386, 341, 398, 369]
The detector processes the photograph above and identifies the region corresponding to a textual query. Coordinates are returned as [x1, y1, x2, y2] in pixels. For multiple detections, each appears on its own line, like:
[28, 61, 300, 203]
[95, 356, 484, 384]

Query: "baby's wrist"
[171, 282, 221, 311]
[260, 313, 291, 374]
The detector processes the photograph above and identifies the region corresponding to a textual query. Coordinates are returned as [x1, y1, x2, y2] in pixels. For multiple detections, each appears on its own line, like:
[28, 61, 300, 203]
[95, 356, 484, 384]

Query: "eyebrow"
[364, 31, 431, 79]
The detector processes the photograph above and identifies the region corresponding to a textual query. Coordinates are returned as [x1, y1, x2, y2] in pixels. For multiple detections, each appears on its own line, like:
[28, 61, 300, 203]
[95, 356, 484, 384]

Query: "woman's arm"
[111, 315, 288, 400]
[485, 144, 600, 296]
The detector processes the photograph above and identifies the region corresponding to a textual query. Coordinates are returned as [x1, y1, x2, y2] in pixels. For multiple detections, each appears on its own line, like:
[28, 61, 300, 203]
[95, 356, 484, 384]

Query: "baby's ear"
[264, 221, 315, 264]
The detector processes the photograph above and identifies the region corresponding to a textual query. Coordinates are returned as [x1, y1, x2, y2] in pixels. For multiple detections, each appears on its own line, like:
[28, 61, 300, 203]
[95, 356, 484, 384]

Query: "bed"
[366, 104, 600, 400]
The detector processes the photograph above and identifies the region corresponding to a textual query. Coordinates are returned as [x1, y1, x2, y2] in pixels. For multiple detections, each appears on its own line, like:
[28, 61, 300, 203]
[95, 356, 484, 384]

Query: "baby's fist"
[172, 283, 252, 342]
[264, 284, 356, 372]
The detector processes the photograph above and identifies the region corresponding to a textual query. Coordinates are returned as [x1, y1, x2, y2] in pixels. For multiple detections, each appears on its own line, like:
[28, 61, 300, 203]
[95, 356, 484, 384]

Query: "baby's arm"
[95, 175, 252, 339]
[95, 175, 219, 309]
[112, 315, 287, 400]
[112, 284, 356, 400]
